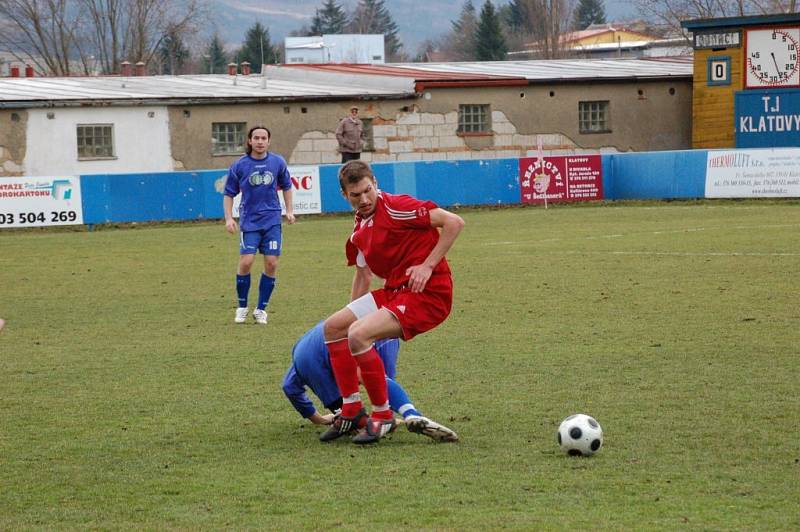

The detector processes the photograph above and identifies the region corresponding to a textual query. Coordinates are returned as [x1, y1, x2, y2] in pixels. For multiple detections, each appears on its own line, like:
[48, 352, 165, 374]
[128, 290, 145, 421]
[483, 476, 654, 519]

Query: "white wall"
[284, 34, 385, 64]
[24, 106, 173, 176]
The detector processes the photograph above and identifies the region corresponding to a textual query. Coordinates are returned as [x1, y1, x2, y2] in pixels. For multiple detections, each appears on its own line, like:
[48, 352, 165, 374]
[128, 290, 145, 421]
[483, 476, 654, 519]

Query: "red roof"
[281, 63, 528, 91]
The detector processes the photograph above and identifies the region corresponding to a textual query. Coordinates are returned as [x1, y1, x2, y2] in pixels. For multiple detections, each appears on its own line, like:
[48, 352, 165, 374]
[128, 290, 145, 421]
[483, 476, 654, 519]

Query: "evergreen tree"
[475, 0, 507, 61]
[349, 0, 403, 61]
[446, 0, 478, 61]
[158, 24, 189, 75]
[311, 0, 348, 35]
[237, 22, 277, 73]
[573, 0, 606, 30]
[202, 33, 228, 74]
[502, 0, 532, 35]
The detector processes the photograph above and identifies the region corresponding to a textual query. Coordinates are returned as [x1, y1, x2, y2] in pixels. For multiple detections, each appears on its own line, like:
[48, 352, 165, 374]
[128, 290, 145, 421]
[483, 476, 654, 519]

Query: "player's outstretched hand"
[225, 218, 238, 234]
[309, 412, 335, 425]
[405, 263, 433, 293]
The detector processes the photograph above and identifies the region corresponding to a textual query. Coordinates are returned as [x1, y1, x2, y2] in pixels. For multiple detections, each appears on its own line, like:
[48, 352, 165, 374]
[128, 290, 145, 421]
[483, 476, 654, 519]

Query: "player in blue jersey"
[283, 321, 458, 442]
[223, 126, 295, 325]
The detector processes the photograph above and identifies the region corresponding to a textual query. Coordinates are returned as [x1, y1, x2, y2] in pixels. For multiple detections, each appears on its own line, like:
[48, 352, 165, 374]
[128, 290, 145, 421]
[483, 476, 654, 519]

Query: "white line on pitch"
[484, 223, 800, 246]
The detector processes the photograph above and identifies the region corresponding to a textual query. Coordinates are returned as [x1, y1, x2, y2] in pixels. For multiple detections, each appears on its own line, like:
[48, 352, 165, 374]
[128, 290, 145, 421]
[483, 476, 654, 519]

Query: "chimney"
[241, 61, 251, 76]
[227, 62, 238, 76]
[10, 65, 20, 78]
[134, 61, 146, 76]
[120, 61, 132, 77]
[25, 64, 34, 77]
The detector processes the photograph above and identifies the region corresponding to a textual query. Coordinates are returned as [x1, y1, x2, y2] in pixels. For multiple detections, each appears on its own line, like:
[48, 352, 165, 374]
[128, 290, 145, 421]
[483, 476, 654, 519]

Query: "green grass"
[1, 200, 799, 530]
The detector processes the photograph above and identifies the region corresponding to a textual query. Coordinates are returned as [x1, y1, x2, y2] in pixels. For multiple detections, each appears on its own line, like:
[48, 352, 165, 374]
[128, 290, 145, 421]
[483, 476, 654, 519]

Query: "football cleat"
[319, 409, 367, 442]
[253, 309, 268, 325]
[352, 416, 397, 444]
[405, 415, 459, 442]
[234, 307, 248, 324]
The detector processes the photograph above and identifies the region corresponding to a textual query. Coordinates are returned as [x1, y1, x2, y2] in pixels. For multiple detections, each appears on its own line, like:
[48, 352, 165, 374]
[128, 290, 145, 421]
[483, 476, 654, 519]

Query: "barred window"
[77, 124, 114, 159]
[579, 101, 611, 133]
[212, 122, 246, 155]
[458, 104, 490, 133]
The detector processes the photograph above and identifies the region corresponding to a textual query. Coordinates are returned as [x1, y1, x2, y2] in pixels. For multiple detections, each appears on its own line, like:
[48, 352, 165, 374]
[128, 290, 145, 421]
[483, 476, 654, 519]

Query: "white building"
[284, 34, 384, 64]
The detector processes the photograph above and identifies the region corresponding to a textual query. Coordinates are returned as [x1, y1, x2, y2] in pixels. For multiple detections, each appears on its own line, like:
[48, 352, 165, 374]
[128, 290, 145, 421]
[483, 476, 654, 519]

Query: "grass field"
[1, 200, 799, 529]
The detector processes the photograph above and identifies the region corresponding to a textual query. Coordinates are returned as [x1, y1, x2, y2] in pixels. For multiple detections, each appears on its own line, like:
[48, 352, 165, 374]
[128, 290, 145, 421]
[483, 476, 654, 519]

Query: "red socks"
[326, 338, 361, 417]
[354, 346, 392, 421]
[328, 339, 392, 421]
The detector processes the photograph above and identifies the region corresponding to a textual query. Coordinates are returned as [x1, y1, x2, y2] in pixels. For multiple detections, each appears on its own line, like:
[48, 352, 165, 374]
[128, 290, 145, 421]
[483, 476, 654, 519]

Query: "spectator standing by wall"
[335, 106, 364, 163]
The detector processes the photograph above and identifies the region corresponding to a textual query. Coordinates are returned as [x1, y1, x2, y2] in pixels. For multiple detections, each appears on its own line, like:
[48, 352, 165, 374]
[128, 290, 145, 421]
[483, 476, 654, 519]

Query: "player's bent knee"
[323, 311, 354, 341]
[346, 320, 379, 353]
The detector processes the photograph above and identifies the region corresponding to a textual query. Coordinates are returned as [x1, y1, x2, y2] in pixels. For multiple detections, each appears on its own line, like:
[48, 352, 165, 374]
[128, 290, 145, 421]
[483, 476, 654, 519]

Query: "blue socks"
[387, 378, 421, 418]
[237, 273, 276, 310]
[257, 273, 276, 311]
[236, 274, 250, 308]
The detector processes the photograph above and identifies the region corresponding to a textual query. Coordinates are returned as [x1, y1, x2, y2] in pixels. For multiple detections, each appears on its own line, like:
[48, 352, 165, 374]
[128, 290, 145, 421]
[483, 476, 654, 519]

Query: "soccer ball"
[557, 414, 603, 456]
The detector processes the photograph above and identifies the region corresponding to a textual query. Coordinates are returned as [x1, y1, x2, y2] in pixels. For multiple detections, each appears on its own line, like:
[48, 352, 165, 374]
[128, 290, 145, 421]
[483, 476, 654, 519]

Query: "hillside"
[212, 0, 629, 55]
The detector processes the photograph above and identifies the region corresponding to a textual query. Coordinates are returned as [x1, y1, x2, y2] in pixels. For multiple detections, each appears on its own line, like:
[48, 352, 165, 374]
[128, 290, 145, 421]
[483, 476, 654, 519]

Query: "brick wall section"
[0, 145, 23, 176]
[288, 110, 613, 165]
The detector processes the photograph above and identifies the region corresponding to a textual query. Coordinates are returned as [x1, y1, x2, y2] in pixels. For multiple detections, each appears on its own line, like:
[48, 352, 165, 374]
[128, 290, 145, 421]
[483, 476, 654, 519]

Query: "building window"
[212, 122, 246, 155]
[579, 101, 610, 133]
[361, 118, 374, 151]
[458, 104, 490, 133]
[77, 124, 114, 159]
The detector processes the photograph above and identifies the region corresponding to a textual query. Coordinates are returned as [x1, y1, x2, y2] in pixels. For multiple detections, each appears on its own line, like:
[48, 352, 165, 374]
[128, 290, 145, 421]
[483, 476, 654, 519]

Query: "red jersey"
[345, 191, 451, 289]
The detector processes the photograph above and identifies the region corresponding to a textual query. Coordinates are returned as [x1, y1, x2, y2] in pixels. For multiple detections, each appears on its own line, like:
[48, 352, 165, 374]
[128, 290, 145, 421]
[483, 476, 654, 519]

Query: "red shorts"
[372, 274, 453, 340]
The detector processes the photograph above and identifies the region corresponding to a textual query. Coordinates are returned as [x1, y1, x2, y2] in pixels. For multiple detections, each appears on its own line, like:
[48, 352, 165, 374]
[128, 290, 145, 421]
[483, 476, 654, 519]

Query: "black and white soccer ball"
[557, 414, 603, 456]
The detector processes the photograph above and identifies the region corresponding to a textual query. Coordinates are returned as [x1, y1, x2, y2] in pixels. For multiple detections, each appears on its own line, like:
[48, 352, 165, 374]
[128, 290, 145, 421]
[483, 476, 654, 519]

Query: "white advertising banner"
[706, 148, 800, 198]
[0, 176, 84, 228]
[232, 165, 322, 217]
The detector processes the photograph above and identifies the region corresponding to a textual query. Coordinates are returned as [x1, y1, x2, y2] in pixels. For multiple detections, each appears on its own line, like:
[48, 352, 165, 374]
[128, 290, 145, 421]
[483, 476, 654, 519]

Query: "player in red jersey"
[319, 160, 465, 444]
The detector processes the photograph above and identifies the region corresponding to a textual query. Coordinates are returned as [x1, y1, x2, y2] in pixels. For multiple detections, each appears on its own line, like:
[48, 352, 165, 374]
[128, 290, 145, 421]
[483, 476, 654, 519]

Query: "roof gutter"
[415, 79, 529, 91]
[0, 92, 416, 110]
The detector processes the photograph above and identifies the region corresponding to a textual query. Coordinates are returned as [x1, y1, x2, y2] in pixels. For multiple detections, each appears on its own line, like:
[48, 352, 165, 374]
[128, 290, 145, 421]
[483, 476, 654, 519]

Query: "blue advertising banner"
[735, 88, 800, 148]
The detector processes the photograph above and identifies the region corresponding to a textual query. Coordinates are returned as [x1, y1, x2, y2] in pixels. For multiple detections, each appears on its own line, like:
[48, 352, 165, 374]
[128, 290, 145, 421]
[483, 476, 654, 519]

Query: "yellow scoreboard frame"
[682, 13, 800, 148]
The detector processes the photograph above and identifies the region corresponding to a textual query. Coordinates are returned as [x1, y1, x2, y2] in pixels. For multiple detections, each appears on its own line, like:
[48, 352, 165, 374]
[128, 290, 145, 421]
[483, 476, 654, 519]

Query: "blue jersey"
[224, 152, 292, 232]
[282, 322, 399, 418]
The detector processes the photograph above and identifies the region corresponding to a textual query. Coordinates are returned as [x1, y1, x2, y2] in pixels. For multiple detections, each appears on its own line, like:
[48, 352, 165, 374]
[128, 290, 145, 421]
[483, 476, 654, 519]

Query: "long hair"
[246, 126, 271, 155]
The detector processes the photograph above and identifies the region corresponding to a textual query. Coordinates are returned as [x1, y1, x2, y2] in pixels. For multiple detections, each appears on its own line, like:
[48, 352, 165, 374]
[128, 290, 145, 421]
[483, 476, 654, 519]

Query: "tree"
[157, 23, 189, 74]
[442, 0, 479, 61]
[310, 0, 348, 35]
[202, 33, 228, 74]
[632, 0, 798, 38]
[501, 0, 570, 59]
[475, 0, 507, 61]
[0, 0, 204, 76]
[573, 0, 606, 30]
[0, 0, 83, 75]
[237, 22, 277, 73]
[502, 0, 532, 34]
[413, 39, 439, 62]
[349, 0, 403, 61]
[81, 0, 204, 75]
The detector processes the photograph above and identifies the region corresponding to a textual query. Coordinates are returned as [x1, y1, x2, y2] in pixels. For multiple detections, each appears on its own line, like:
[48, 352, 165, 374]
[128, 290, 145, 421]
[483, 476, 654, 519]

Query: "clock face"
[746, 28, 800, 88]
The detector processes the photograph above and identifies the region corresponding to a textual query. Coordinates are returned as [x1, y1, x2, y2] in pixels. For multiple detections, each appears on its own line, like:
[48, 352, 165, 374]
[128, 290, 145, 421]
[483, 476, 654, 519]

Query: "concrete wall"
[0, 109, 27, 175]
[22, 107, 173, 177]
[290, 80, 692, 165]
[414, 80, 692, 153]
[167, 99, 417, 171]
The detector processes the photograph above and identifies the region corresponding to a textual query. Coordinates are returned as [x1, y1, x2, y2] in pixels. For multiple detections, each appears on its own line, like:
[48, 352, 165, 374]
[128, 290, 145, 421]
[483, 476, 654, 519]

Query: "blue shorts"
[240, 224, 282, 256]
